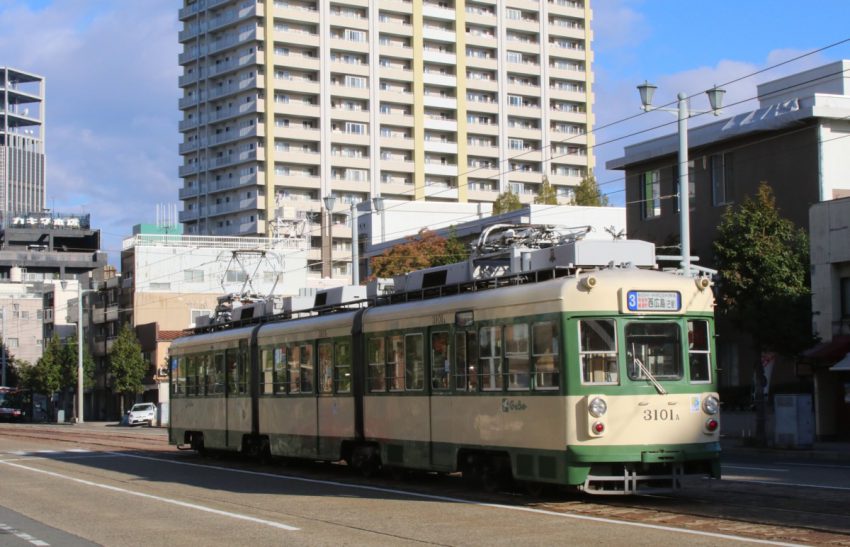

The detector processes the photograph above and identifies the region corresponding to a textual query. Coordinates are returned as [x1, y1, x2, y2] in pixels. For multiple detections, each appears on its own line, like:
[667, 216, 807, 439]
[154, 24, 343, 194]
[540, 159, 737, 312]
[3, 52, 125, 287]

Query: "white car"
[126, 403, 156, 427]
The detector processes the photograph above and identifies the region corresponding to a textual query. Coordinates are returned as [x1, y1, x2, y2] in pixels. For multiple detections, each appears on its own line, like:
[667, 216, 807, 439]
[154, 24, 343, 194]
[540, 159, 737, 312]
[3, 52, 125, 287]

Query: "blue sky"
[1, 0, 848, 262]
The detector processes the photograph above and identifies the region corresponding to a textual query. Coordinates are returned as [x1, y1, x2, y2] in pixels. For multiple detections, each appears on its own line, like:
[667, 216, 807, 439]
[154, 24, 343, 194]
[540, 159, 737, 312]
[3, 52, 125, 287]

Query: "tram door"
[428, 328, 451, 469]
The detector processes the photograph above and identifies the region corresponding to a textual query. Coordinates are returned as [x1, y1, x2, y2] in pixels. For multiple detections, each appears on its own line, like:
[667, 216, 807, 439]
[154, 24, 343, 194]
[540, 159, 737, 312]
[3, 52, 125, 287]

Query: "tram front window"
[625, 322, 682, 381]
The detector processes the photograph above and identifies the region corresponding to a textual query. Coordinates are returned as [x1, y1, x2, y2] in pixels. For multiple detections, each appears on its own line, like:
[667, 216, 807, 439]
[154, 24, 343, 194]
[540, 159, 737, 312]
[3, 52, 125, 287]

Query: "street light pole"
[350, 203, 359, 285]
[637, 82, 725, 277]
[77, 280, 85, 423]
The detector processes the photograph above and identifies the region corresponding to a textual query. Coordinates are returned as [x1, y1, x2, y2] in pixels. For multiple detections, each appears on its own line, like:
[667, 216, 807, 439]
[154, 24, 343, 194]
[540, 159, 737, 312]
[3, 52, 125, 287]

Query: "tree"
[713, 183, 812, 444]
[573, 172, 609, 206]
[108, 324, 148, 415]
[30, 335, 63, 397]
[492, 190, 522, 214]
[534, 175, 558, 205]
[370, 228, 468, 279]
[59, 337, 96, 421]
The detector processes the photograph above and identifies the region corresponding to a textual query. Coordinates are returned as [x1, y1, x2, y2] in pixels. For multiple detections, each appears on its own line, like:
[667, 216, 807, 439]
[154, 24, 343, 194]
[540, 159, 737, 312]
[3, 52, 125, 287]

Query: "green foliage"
[59, 337, 96, 391]
[370, 228, 469, 279]
[492, 190, 522, 214]
[573, 173, 609, 206]
[108, 324, 148, 398]
[29, 335, 64, 395]
[713, 183, 812, 356]
[534, 176, 558, 205]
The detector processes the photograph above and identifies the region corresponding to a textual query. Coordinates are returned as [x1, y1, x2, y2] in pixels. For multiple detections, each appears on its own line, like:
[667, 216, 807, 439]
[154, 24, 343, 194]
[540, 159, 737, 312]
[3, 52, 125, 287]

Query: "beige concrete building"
[178, 0, 595, 282]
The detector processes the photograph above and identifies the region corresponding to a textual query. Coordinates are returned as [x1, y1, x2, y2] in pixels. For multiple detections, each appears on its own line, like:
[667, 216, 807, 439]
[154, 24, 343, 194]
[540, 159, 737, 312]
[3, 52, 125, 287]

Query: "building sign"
[11, 213, 90, 229]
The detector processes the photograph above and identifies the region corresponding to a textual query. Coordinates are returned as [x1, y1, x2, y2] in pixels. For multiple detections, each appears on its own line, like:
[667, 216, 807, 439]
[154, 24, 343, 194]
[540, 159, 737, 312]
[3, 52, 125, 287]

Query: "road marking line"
[722, 476, 850, 491]
[111, 452, 801, 546]
[0, 523, 50, 546]
[0, 460, 299, 531]
[722, 465, 789, 473]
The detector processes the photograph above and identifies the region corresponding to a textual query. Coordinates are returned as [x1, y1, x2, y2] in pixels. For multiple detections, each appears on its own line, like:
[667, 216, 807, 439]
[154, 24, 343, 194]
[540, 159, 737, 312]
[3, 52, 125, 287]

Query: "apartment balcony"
[422, 72, 457, 89]
[549, 109, 587, 124]
[466, 99, 498, 114]
[549, 26, 587, 42]
[423, 163, 458, 178]
[378, 89, 414, 105]
[329, 59, 370, 77]
[466, 142, 498, 156]
[210, 149, 261, 170]
[507, 104, 542, 118]
[207, 195, 264, 218]
[506, 61, 541, 77]
[179, 163, 201, 177]
[379, 0, 412, 14]
[329, 83, 370, 101]
[466, 121, 499, 136]
[179, 139, 200, 155]
[423, 51, 456, 66]
[206, 124, 261, 148]
[178, 208, 200, 223]
[423, 27, 457, 44]
[377, 66, 413, 83]
[178, 0, 231, 21]
[422, 3, 455, 21]
[508, 169, 544, 185]
[507, 126, 543, 140]
[269, 78, 319, 95]
[329, 180, 371, 195]
[329, 14, 369, 31]
[465, 56, 497, 72]
[92, 336, 116, 357]
[276, 102, 320, 118]
[380, 181, 415, 197]
[275, 173, 321, 190]
[549, 65, 588, 81]
[548, 3, 587, 18]
[378, 22, 412, 37]
[329, 131, 370, 146]
[468, 188, 500, 202]
[423, 118, 457, 132]
[179, 183, 201, 200]
[178, 93, 200, 110]
[465, 34, 497, 49]
[379, 159, 415, 172]
[329, 37, 370, 55]
[207, 75, 261, 102]
[378, 112, 414, 127]
[272, 126, 320, 141]
[329, 156, 370, 170]
[424, 184, 458, 200]
[378, 44, 413, 61]
[205, 172, 261, 195]
[276, 148, 321, 165]
[180, 4, 260, 41]
[465, 78, 498, 93]
[548, 173, 584, 187]
[504, 18, 540, 34]
[330, 109, 370, 124]
[511, 149, 543, 162]
[546, 132, 588, 147]
[466, 166, 500, 180]
[465, 11, 497, 26]
[272, 29, 320, 48]
[423, 140, 458, 155]
[549, 87, 588, 103]
[379, 136, 414, 149]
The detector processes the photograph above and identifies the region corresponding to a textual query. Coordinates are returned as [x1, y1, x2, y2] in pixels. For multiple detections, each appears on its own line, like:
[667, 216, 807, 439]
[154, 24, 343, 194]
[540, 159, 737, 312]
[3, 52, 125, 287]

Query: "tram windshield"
[625, 322, 683, 381]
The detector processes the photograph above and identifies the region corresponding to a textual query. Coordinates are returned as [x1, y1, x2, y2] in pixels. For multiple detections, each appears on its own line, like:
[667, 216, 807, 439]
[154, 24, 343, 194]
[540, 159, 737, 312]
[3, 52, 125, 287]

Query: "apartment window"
[506, 51, 523, 64]
[841, 277, 850, 319]
[344, 28, 366, 42]
[184, 269, 205, 282]
[640, 170, 661, 219]
[150, 282, 171, 291]
[711, 153, 733, 206]
[345, 122, 367, 135]
[505, 8, 522, 19]
[344, 75, 367, 88]
[7, 338, 18, 349]
[509, 138, 525, 150]
[508, 95, 523, 107]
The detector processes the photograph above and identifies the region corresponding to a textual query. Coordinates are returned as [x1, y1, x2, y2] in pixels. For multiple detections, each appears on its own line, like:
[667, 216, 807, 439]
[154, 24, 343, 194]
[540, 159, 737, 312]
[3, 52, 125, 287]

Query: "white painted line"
[0, 523, 51, 546]
[785, 462, 850, 470]
[722, 476, 850, 492]
[67, 449, 91, 453]
[722, 465, 789, 473]
[112, 452, 802, 546]
[0, 460, 299, 531]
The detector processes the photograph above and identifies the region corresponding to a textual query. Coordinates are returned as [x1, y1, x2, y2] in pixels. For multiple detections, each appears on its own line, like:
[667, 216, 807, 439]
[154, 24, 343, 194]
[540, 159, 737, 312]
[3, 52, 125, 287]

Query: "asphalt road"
[0, 429, 790, 547]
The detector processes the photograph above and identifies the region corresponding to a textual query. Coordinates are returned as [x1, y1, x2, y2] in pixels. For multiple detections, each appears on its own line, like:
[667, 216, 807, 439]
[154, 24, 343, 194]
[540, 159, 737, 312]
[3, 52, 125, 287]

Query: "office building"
[178, 0, 595, 282]
[1, 67, 45, 227]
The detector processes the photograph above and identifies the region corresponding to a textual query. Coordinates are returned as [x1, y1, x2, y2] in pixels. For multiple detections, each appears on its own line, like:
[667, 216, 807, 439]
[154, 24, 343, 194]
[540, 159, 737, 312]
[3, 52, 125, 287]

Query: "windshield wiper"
[631, 348, 667, 395]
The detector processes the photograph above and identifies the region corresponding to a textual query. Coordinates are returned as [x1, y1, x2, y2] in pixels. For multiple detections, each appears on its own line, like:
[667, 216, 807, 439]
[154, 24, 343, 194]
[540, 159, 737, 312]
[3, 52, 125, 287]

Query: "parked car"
[0, 405, 23, 422]
[125, 403, 156, 427]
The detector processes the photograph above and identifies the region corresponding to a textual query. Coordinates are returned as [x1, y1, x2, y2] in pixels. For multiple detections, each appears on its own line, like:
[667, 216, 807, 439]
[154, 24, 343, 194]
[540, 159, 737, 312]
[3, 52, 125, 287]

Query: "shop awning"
[830, 353, 850, 372]
[801, 335, 850, 363]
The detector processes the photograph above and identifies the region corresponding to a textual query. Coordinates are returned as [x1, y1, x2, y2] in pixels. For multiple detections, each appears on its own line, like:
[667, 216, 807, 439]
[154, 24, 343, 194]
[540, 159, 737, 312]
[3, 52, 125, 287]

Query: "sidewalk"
[721, 435, 850, 461]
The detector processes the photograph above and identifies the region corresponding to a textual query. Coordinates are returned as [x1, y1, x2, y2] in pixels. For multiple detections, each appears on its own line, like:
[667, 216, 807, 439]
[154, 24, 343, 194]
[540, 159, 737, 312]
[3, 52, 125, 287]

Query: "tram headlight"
[588, 397, 607, 418]
[702, 395, 719, 415]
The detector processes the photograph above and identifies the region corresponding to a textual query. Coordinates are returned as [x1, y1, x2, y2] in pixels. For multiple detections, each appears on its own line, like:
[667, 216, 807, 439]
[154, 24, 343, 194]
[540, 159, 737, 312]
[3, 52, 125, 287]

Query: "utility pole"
[1, 307, 6, 387]
[76, 281, 85, 423]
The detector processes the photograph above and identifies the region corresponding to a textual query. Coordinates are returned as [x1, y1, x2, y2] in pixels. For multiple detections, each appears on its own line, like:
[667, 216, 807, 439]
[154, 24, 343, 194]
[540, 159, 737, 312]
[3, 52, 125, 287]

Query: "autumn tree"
[713, 183, 812, 444]
[107, 324, 148, 415]
[492, 190, 522, 214]
[370, 228, 469, 279]
[534, 176, 558, 205]
[573, 172, 609, 206]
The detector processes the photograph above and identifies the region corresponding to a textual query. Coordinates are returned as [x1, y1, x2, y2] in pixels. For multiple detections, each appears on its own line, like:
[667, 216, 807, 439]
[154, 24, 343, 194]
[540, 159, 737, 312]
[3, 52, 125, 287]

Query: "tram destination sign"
[626, 290, 681, 312]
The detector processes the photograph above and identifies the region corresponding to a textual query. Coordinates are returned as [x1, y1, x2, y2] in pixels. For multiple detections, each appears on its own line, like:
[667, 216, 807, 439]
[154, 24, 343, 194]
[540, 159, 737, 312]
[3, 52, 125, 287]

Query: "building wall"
[178, 0, 595, 282]
[624, 127, 821, 269]
[0, 285, 44, 365]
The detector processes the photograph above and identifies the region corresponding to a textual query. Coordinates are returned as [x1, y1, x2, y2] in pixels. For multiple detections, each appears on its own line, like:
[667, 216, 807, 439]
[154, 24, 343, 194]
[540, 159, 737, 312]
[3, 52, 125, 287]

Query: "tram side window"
[225, 348, 239, 394]
[300, 343, 314, 393]
[368, 337, 386, 392]
[505, 323, 530, 391]
[172, 356, 185, 396]
[626, 322, 682, 380]
[688, 320, 711, 383]
[579, 319, 618, 384]
[287, 343, 301, 394]
[336, 339, 352, 393]
[479, 326, 503, 391]
[388, 335, 405, 391]
[273, 346, 287, 394]
[261, 347, 274, 394]
[212, 353, 225, 394]
[198, 353, 210, 396]
[455, 331, 478, 392]
[239, 344, 250, 394]
[318, 341, 334, 394]
[430, 331, 450, 391]
[405, 333, 425, 391]
[186, 355, 199, 396]
[532, 321, 560, 390]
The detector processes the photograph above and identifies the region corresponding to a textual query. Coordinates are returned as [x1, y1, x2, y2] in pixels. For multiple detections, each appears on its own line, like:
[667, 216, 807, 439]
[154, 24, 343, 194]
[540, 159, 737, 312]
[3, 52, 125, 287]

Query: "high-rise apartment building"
[1, 67, 45, 227]
[178, 0, 594, 281]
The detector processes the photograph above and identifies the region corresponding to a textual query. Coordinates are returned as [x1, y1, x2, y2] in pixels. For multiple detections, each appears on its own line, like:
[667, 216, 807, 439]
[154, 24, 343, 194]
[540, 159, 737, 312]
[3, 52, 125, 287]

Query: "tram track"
[3, 424, 848, 546]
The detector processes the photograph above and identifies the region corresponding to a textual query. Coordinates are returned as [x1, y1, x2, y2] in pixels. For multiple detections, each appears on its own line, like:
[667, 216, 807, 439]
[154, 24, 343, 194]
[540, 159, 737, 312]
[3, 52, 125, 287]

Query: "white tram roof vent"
[393, 261, 473, 293]
[548, 239, 656, 270]
[311, 285, 368, 310]
[282, 295, 317, 316]
[367, 278, 395, 300]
